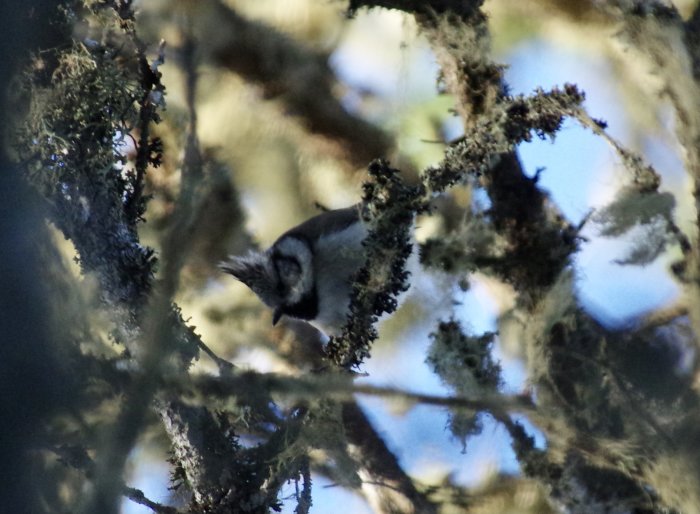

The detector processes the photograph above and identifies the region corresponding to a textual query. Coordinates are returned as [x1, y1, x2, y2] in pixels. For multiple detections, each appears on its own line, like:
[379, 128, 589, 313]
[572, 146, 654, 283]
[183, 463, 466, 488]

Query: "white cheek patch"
[273, 236, 314, 304]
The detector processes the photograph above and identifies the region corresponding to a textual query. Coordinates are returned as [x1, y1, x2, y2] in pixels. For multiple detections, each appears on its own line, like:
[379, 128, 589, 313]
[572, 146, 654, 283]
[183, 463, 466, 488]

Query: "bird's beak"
[272, 308, 283, 326]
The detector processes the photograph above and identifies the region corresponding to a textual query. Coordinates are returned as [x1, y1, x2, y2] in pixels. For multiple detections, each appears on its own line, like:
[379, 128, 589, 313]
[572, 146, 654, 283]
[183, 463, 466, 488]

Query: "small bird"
[221, 205, 369, 337]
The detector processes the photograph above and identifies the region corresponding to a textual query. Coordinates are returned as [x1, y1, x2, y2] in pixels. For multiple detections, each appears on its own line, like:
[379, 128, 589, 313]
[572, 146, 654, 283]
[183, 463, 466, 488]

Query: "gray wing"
[277, 204, 362, 243]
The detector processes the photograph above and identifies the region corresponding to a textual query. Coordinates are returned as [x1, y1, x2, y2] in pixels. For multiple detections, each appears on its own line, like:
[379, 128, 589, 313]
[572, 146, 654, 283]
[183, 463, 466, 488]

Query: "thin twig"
[186, 370, 534, 417]
[351, 382, 534, 416]
[294, 457, 313, 514]
[197, 339, 235, 377]
[639, 303, 690, 332]
[48, 445, 180, 514]
[575, 107, 693, 253]
[123, 486, 180, 514]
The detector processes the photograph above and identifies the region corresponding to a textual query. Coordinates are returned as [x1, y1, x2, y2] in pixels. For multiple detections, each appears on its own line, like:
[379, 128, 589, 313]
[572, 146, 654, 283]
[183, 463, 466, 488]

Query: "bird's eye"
[275, 256, 301, 286]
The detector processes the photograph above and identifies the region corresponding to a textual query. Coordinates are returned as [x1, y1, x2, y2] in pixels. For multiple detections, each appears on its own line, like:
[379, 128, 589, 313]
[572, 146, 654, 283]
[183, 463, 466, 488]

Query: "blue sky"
[506, 40, 680, 322]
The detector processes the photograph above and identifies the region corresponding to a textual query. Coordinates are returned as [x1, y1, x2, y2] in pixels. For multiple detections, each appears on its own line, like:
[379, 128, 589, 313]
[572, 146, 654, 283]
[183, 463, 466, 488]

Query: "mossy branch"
[325, 159, 426, 368]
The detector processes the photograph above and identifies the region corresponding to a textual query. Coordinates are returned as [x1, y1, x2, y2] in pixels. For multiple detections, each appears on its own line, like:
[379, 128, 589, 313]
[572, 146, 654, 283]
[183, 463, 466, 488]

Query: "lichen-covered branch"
[598, 0, 700, 363]
[325, 159, 426, 368]
[160, 399, 298, 513]
[520, 273, 700, 513]
[349, 1, 700, 512]
[427, 320, 501, 446]
[15, 3, 292, 513]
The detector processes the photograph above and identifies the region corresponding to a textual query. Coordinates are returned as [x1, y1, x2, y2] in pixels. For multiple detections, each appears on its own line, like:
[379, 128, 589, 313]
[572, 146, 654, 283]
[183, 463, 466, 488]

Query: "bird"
[220, 205, 370, 337]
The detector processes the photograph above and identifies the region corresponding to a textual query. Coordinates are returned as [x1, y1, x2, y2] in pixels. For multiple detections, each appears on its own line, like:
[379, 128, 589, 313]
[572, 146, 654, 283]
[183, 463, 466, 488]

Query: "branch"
[638, 303, 690, 332]
[294, 458, 312, 514]
[574, 106, 692, 266]
[350, 3, 697, 513]
[190, 0, 392, 169]
[123, 487, 180, 514]
[80, 13, 204, 512]
[498, 416, 660, 514]
[265, 329, 442, 514]
[186, 369, 534, 417]
[176, 366, 528, 514]
[326, 160, 426, 368]
[49, 444, 181, 514]
[342, 402, 438, 514]
[197, 339, 236, 377]
[18, 4, 435, 514]
[593, 0, 700, 335]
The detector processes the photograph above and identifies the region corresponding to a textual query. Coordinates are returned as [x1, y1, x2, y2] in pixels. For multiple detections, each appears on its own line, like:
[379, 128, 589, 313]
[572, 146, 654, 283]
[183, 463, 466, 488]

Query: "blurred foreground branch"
[188, 0, 392, 170]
